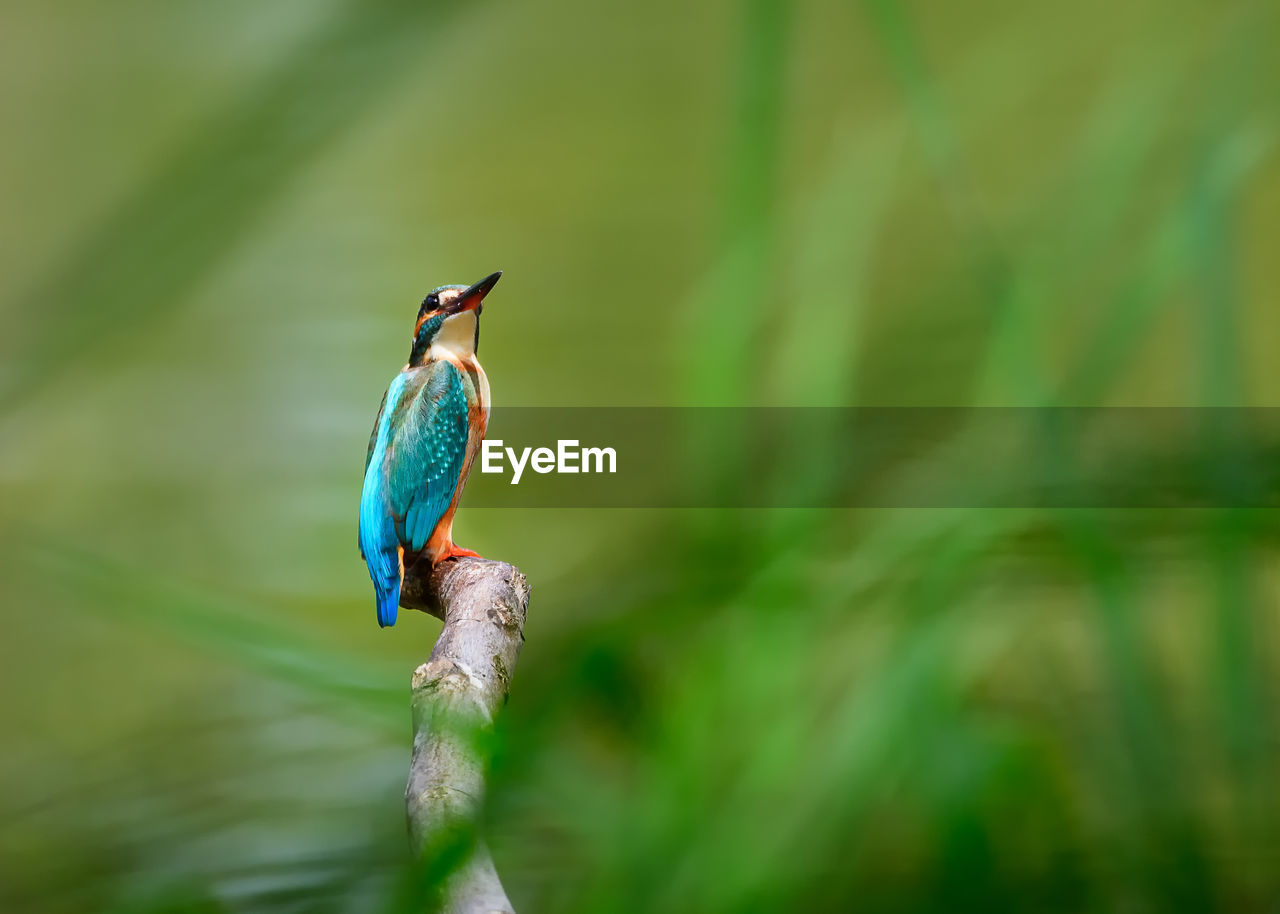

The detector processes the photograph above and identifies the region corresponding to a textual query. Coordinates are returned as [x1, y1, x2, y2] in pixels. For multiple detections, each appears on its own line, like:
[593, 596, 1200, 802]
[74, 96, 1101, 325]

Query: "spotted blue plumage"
[358, 361, 469, 627]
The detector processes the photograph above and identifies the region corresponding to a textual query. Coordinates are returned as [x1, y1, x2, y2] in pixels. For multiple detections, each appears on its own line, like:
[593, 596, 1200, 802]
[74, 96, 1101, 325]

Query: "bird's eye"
[417, 292, 439, 319]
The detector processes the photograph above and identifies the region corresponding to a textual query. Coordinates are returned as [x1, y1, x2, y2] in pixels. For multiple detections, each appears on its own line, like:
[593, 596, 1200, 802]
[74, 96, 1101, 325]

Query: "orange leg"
[437, 543, 481, 562]
[425, 505, 482, 563]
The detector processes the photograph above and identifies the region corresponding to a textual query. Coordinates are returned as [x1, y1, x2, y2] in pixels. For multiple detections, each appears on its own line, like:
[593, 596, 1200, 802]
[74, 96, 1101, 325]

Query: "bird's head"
[408, 271, 501, 366]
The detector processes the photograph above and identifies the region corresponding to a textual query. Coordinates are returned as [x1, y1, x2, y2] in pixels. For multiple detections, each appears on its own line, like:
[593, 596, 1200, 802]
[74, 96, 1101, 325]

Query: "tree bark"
[400, 556, 530, 914]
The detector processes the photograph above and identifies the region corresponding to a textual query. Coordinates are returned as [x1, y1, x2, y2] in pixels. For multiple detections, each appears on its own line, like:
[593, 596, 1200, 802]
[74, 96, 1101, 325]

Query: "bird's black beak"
[449, 271, 502, 315]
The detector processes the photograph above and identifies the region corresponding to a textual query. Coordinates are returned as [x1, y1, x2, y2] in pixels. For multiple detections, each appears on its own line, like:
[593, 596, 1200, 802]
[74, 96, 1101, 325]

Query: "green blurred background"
[2, 0, 1279, 910]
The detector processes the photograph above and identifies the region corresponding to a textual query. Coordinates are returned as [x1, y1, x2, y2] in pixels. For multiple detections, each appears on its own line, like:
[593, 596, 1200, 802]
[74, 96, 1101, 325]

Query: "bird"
[359, 271, 501, 627]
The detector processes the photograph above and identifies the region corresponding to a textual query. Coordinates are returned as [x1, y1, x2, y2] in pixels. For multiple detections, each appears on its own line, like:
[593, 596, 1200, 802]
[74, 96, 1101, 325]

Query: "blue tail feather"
[360, 477, 403, 628]
[376, 576, 400, 628]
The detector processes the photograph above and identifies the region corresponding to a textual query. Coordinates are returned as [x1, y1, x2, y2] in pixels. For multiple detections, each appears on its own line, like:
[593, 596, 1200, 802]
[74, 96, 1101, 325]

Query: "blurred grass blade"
[11, 535, 404, 732]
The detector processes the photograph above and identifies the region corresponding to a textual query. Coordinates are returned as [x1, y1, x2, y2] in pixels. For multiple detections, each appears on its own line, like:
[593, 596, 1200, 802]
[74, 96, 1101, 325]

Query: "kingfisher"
[359, 271, 501, 627]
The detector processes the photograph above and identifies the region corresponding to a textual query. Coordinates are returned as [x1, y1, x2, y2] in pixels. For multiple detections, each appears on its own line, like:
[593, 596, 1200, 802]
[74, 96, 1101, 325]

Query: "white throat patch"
[429, 310, 477, 360]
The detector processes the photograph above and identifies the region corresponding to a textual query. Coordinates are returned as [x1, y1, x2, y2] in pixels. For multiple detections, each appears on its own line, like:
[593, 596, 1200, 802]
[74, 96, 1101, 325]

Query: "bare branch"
[401, 557, 530, 914]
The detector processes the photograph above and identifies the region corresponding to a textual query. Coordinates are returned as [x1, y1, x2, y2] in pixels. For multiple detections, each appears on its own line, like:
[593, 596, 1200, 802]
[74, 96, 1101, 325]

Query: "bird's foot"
[438, 544, 482, 562]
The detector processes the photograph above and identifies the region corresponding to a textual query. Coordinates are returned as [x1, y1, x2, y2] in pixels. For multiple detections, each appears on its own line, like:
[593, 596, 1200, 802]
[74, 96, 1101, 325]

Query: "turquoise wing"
[388, 361, 469, 553]
[359, 388, 389, 556]
[364, 388, 388, 476]
[359, 371, 411, 627]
